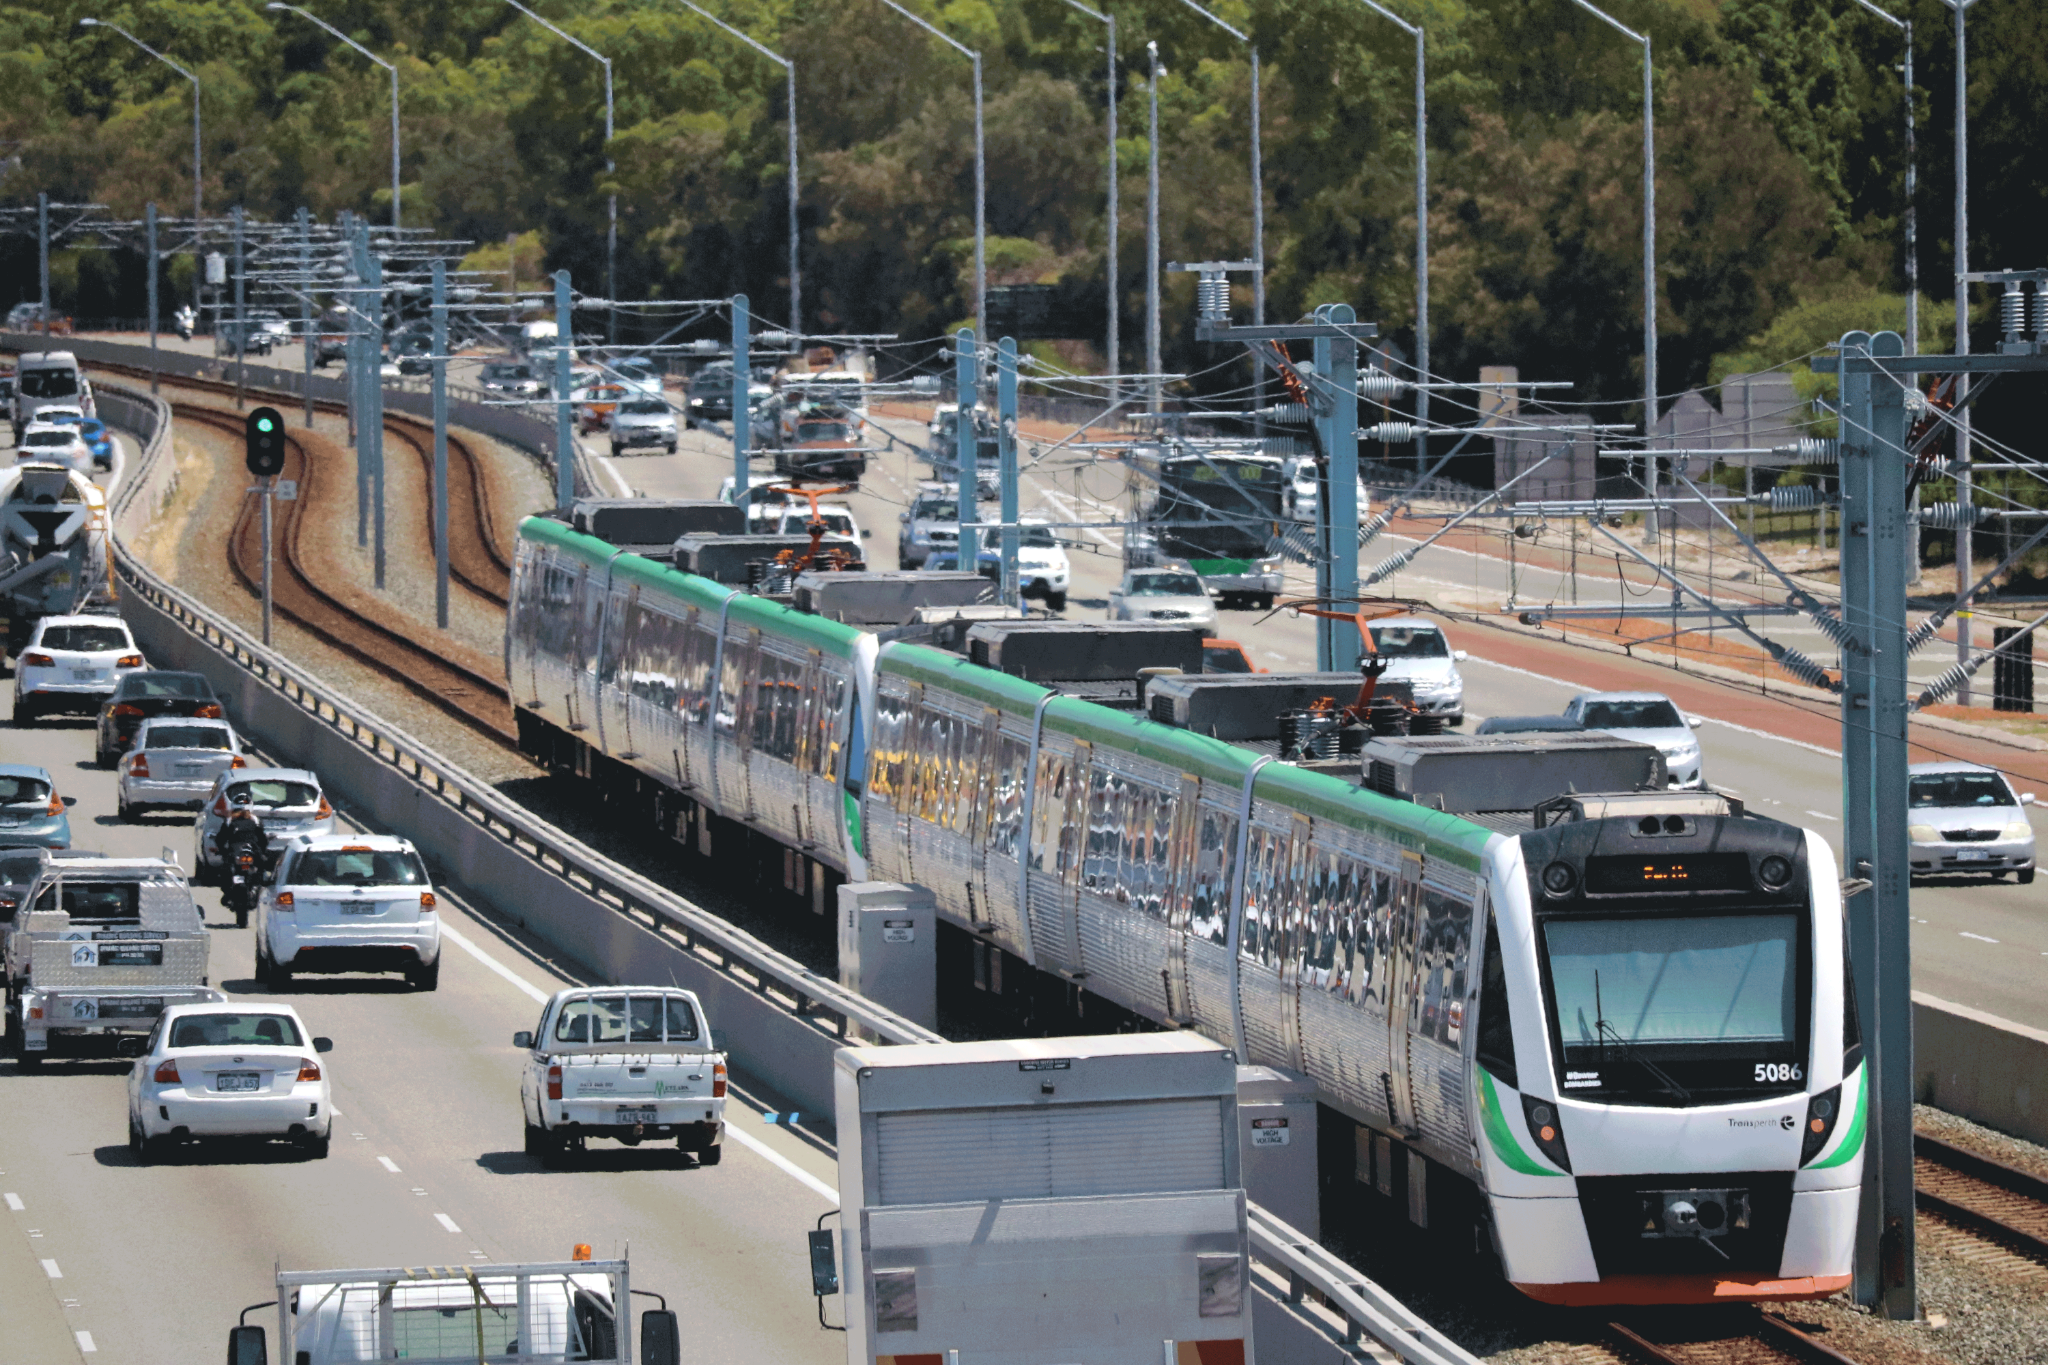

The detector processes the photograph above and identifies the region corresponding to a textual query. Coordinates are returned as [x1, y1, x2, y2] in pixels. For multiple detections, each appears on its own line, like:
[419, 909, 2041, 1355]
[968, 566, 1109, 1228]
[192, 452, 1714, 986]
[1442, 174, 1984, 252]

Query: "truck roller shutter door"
[874, 1099, 1226, 1206]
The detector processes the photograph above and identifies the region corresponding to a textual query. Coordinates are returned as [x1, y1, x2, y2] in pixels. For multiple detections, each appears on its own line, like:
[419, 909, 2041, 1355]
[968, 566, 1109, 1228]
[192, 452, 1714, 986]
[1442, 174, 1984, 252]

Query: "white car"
[16, 421, 93, 473]
[12, 614, 145, 723]
[116, 716, 245, 819]
[128, 1003, 333, 1161]
[981, 521, 1070, 610]
[1284, 456, 1370, 524]
[1367, 617, 1467, 725]
[1110, 566, 1217, 634]
[1908, 761, 2038, 883]
[791, 369, 870, 423]
[1563, 690, 1705, 788]
[256, 833, 442, 990]
[609, 396, 679, 456]
[194, 768, 336, 881]
[515, 986, 727, 1166]
[754, 502, 865, 545]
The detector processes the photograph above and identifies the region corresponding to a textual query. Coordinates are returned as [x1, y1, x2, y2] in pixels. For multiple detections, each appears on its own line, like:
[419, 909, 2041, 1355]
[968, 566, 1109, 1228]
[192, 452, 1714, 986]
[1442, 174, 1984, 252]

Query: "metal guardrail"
[93, 377, 939, 1050]
[1247, 1205, 1483, 1365]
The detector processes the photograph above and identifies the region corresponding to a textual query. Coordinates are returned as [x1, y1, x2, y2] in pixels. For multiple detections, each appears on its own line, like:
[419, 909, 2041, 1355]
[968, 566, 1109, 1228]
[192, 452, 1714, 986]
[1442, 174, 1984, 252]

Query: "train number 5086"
[1754, 1063, 1803, 1083]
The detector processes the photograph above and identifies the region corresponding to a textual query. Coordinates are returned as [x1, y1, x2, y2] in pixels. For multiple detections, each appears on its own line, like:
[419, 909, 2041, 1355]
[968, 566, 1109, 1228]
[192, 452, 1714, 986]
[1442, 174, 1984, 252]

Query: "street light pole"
[1053, 0, 1117, 389]
[76, 18, 202, 316]
[872, 0, 985, 341]
[1944, 0, 1978, 700]
[1562, 0, 1655, 534]
[1355, 0, 1428, 469]
[1846, 0, 1916, 354]
[267, 4, 401, 230]
[1146, 41, 1162, 413]
[502, 0, 615, 343]
[674, 2, 801, 333]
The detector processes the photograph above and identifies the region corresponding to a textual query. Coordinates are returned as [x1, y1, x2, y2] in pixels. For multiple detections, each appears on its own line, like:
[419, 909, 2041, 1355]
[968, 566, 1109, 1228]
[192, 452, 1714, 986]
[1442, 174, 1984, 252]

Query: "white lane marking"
[438, 922, 551, 1004]
[40, 1258, 60, 1278]
[377, 1156, 402, 1174]
[443, 922, 838, 1204]
[1461, 656, 1840, 757]
[435, 1213, 463, 1233]
[1033, 486, 1120, 551]
[1960, 932, 2000, 944]
[3, 1192, 21, 1212]
[1804, 810, 1840, 822]
[76, 1331, 97, 1354]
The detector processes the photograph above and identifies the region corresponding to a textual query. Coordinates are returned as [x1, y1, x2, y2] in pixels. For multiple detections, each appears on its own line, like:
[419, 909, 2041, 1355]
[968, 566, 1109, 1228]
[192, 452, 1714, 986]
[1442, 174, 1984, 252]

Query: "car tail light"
[112, 703, 145, 717]
[419, 892, 436, 912]
[297, 1060, 322, 1082]
[46, 791, 65, 815]
[712, 1062, 727, 1099]
[212, 796, 229, 816]
[22, 652, 54, 667]
[153, 1060, 180, 1084]
[116, 655, 143, 668]
[316, 797, 334, 819]
[129, 755, 150, 779]
[275, 892, 294, 909]
[196, 703, 223, 718]
[547, 1065, 563, 1101]
[230, 755, 246, 768]
[27, 1006, 41, 1020]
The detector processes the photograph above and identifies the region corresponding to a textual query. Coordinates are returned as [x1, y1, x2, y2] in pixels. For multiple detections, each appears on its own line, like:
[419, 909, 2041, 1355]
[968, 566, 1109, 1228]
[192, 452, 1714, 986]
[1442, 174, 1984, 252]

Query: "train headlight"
[1800, 1083, 1843, 1165]
[1757, 854, 1794, 891]
[1540, 862, 1576, 897]
[1518, 1094, 1572, 1172]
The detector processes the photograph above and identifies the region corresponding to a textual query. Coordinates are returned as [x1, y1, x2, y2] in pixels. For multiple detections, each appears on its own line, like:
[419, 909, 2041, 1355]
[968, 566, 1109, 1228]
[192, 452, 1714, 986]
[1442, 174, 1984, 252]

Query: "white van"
[13, 351, 91, 442]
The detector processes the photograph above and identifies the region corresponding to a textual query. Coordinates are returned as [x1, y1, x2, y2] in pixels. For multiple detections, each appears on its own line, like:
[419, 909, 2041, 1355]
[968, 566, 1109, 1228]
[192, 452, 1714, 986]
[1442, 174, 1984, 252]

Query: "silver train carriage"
[507, 517, 1863, 1307]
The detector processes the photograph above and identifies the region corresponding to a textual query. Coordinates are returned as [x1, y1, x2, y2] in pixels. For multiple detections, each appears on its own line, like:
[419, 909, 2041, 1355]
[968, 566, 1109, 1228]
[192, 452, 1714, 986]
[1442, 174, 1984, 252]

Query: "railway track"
[1915, 1130, 2048, 1261]
[173, 399, 518, 745]
[89, 360, 513, 606]
[1599, 1308, 1867, 1365]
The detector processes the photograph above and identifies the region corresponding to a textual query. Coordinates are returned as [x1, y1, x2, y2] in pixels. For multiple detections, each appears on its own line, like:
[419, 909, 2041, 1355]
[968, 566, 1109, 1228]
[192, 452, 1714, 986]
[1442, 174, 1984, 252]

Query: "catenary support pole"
[349, 223, 366, 544]
[554, 270, 575, 510]
[145, 203, 160, 396]
[233, 204, 246, 408]
[1146, 42, 1162, 413]
[431, 259, 450, 629]
[1952, 0, 1973, 703]
[731, 293, 750, 503]
[1314, 304, 1362, 670]
[37, 192, 49, 335]
[297, 207, 314, 427]
[366, 243, 386, 589]
[998, 336, 1020, 607]
[261, 473, 274, 647]
[955, 328, 978, 558]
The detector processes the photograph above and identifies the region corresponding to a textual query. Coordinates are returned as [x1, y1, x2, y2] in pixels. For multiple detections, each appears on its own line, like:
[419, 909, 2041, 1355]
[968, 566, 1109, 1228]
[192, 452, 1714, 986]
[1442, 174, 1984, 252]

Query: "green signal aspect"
[257, 418, 275, 432]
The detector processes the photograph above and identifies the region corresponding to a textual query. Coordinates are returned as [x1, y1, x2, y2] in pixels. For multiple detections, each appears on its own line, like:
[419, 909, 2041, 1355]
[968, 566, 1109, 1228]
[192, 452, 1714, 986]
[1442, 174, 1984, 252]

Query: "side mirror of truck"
[313, 1037, 333, 1054]
[808, 1228, 839, 1295]
[226, 1325, 268, 1365]
[61, 796, 76, 807]
[513, 1031, 534, 1049]
[640, 1309, 681, 1365]
[711, 1029, 728, 1053]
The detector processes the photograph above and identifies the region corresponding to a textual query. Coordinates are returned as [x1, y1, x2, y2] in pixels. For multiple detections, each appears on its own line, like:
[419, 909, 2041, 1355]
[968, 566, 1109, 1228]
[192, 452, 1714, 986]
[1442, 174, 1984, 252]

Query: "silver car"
[898, 487, 962, 569]
[608, 396, 678, 456]
[1908, 762, 2037, 884]
[1109, 567, 1218, 634]
[1563, 690, 1705, 789]
[117, 717, 245, 820]
[17, 421, 93, 474]
[1367, 617, 1468, 725]
[193, 768, 335, 883]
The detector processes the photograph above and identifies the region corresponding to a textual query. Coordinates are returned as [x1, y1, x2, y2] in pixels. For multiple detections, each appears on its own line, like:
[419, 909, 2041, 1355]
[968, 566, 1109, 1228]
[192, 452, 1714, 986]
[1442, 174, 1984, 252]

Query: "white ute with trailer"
[3, 853, 221, 1063]
[225, 1252, 682, 1365]
[514, 986, 728, 1166]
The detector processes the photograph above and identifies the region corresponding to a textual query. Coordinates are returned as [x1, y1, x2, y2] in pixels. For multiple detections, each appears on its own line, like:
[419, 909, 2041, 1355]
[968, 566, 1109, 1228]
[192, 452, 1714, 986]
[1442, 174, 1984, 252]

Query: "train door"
[1164, 773, 1202, 1023]
[733, 626, 763, 821]
[606, 585, 641, 759]
[792, 649, 821, 850]
[1277, 815, 1313, 1071]
[1024, 743, 1072, 975]
[967, 706, 1000, 932]
[1384, 851, 1424, 1137]
[1060, 741, 1092, 974]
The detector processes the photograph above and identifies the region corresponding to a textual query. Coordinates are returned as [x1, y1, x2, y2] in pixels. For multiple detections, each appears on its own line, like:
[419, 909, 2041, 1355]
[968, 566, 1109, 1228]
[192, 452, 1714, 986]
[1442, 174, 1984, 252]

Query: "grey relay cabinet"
[832, 1034, 1251, 1365]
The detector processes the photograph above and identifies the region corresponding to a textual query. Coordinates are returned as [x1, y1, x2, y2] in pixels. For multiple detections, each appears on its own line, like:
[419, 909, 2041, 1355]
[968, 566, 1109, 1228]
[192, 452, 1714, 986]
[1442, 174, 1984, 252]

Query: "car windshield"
[1579, 699, 1684, 729]
[1544, 912, 1798, 1057]
[0, 850, 42, 883]
[169, 1013, 304, 1048]
[620, 399, 668, 415]
[483, 364, 530, 381]
[1370, 625, 1449, 658]
[1129, 572, 1204, 596]
[796, 422, 851, 442]
[38, 625, 129, 652]
[1911, 771, 2017, 808]
[552, 993, 701, 1045]
[144, 725, 232, 750]
[917, 500, 960, 522]
[980, 527, 1058, 549]
[0, 774, 51, 804]
[122, 674, 212, 699]
[228, 780, 318, 809]
[23, 430, 74, 447]
[1204, 645, 1253, 674]
[291, 848, 429, 887]
[21, 370, 78, 398]
[33, 879, 140, 921]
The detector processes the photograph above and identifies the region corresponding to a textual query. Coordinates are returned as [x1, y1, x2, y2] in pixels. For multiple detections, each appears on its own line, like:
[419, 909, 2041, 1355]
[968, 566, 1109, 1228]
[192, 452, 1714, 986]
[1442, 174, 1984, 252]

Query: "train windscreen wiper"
[1594, 970, 1692, 1104]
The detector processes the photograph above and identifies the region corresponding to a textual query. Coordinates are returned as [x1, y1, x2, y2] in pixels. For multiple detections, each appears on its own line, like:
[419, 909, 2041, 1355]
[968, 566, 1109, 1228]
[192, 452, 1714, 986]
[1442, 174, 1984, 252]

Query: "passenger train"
[507, 514, 1864, 1307]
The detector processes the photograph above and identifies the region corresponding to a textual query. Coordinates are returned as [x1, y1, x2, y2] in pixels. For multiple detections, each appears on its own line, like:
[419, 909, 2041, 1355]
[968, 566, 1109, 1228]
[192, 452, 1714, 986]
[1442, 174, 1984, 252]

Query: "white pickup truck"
[514, 987, 727, 1167]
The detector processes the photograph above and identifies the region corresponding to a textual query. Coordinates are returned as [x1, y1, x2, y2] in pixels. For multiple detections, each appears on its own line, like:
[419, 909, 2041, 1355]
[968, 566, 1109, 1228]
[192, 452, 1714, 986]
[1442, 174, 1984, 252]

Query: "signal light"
[245, 405, 286, 477]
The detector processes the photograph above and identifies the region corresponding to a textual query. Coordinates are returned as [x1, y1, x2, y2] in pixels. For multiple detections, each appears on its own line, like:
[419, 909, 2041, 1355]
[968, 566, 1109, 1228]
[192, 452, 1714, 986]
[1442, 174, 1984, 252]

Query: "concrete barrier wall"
[1914, 993, 2048, 1148]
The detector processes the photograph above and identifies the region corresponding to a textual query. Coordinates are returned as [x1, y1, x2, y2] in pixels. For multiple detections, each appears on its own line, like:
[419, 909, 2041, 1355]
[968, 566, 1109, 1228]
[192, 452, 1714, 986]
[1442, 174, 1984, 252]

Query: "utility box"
[1360, 732, 1667, 813]
[965, 620, 1207, 683]
[1238, 1065, 1320, 1242]
[793, 570, 993, 625]
[837, 882, 937, 1036]
[571, 498, 743, 546]
[670, 534, 816, 584]
[832, 1034, 1252, 1365]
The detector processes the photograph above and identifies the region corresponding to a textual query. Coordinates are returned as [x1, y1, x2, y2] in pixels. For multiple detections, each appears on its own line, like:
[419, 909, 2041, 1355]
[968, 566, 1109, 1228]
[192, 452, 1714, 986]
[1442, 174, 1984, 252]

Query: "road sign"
[274, 479, 297, 502]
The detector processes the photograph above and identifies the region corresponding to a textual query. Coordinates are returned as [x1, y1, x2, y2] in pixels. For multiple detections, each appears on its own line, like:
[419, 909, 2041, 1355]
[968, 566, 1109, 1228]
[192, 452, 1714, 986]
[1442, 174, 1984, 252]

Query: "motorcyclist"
[174, 304, 196, 342]
[217, 792, 271, 929]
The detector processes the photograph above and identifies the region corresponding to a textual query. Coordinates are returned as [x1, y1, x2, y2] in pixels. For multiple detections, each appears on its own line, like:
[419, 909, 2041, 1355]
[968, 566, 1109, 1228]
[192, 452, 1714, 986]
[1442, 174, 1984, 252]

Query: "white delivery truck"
[225, 1251, 681, 1365]
[513, 986, 728, 1166]
[820, 1033, 1253, 1365]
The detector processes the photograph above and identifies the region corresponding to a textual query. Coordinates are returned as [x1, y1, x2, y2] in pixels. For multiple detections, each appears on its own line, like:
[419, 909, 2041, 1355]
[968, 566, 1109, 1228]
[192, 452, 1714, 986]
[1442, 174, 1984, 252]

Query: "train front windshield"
[1540, 912, 1804, 1101]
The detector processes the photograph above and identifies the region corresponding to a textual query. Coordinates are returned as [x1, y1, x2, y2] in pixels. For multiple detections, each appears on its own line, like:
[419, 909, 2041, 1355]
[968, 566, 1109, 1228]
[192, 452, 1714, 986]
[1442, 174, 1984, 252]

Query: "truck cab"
[515, 986, 727, 1166]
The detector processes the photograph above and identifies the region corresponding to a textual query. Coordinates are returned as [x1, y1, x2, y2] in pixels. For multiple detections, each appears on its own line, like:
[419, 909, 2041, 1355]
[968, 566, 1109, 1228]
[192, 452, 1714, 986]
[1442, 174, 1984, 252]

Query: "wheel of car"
[116, 797, 132, 823]
[1046, 592, 1067, 613]
[697, 1143, 723, 1167]
[129, 1114, 148, 1163]
[610, 444, 622, 458]
[254, 941, 271, 986]
[300, 1132, 331, 1160]
[525, 1122, 552, 1160]
[1257, 594, 1275, 612]
[1448, 713, 1465, 727]
[14, 702, 35, 727]
[408, 958, 440, 992]
[2021, 869, 2037, 886]
[271, 962, 294, 992]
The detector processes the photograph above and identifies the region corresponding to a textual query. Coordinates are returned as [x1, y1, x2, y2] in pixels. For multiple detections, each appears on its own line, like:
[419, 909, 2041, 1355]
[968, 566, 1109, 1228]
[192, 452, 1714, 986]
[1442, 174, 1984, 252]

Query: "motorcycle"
[175, 306, 196, 342]
[218, 810, 273, 930]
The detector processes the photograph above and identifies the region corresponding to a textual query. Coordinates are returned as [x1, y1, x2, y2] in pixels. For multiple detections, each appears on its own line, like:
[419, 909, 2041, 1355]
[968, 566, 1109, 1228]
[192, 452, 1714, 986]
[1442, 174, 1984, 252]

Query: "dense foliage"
[3, 0, 2043, 416]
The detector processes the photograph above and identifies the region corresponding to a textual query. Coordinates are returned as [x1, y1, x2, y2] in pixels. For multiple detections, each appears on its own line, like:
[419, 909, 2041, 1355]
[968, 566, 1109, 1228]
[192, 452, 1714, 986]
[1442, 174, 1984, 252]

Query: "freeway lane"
[593, 409, 2048, 1032]
[0, 695, 840, 1365]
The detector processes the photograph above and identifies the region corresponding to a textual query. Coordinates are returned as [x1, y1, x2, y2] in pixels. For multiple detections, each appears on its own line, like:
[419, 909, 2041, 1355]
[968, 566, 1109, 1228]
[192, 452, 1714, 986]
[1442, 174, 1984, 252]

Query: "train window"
[815, 671, 849, 778]
[1028, 752, 1069, 876]
[1083, 766, 1116, 893]
[1354, 868, 1393, 1013]
[751, 651, 803, 762]
[1476, 917, 1517, 1086]
[598, 588, 633, 686]
[1241, 828, 1284, 968]
[1841, 932, 1863, 1073]
[870, 687, 910, 803]
[1191, 808, 1234, 946]
[714, 636, 746, 734]
[679, 617, 715, 725]
[1144, 786, 1175, 919]
[988, 734, 1028, 858]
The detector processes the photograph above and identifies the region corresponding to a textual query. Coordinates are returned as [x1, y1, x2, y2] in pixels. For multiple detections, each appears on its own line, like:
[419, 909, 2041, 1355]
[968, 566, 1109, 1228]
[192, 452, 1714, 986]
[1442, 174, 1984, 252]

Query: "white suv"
[257, 834, 442, 991]
[13, 615, 145, 723]
[193, 768, 336, 882]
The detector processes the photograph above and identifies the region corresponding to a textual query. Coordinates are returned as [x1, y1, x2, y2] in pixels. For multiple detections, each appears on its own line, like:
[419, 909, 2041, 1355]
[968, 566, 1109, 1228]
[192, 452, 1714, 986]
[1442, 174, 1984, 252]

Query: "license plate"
[0, 816, 20, 827]
[1958, 850, 1991, 862]
[341, 903, 380, 914]
[71, 668, 98, 681]
[217, 1072, 262, 1092]
[262, 819, 289, 832]
[177, 763, 206, 776]
[98, 997, 163, 1019]
[615, 1107, 658, 1124]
